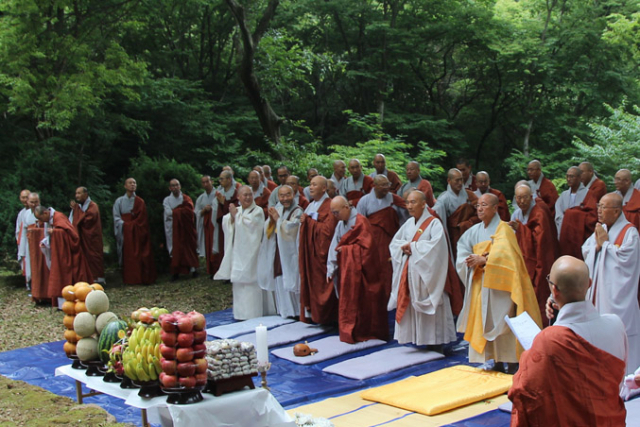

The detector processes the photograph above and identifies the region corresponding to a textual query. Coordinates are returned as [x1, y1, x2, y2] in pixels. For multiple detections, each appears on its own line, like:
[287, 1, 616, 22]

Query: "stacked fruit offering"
[158, 311, 208, 390]
[121, 318, 163, 383]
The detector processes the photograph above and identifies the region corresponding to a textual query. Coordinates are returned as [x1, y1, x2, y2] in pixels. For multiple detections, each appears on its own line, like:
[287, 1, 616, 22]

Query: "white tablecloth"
[55, 364, 295, 427]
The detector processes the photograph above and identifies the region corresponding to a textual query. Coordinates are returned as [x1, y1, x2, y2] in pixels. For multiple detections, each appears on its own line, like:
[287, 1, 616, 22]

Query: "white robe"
[195, 190, 219, 257]
[398, 177, 424, 199]
[113, 193, 136, 265]
[257, 204, 302, 318]
[388, 209, 457, 346]
[327, 209, 358, 284]
[162, 192, 184, 255]
[583, 213, 640, 374]
[268, 184, 283, 207]
[456, 214, 517, 363]
[215, 202, 276, 320]
[329, 174, 345, 194]
[17, 208, 36, 282]
[555, 184, 587, 238]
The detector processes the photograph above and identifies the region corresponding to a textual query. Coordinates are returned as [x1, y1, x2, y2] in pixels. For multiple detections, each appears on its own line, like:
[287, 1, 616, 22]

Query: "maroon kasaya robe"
[509, 327, 626, 427]
[299, 198, 339, 325]
[366, 194, 406, 299]
[447, 190, 480, 259]
[345, 175, 374, 207]
[537, 177, 559, 218]
[170, 195, 199, 275]
[558, 185, 601, 260]
[71, 201, 104, 280]
[254, 187, 271, 219]
[28, 225, 50, 301]
[623, 188, 640, 231]
[121, 196, 157, 285]
[515, 204, 558, 326]
[336, 214, 389, 343]
[48, 212, 92, 300]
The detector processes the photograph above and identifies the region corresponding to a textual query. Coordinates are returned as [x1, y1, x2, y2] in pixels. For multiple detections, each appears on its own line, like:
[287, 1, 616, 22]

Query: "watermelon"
[98, 319, 128, 364]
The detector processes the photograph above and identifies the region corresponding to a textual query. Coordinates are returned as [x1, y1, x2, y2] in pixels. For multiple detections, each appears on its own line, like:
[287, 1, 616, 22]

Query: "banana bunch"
[122, 324, 162, 382]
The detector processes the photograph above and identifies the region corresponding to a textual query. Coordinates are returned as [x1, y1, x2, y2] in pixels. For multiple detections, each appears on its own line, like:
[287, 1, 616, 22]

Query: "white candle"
[256, 324, 268, 364]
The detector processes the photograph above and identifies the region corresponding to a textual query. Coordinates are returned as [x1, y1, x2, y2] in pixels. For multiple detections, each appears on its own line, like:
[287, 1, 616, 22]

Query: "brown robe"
[536, 177, 559, 218]
[335, 214, 389, 343]
[345, 175, 374, 207]
[515, 204, 558, 326]
[48, 212, 93, 299]
[558, 185, 601, 260]
[121, 196, 157, 285]
[71, 201, 104, 280]
[447, 190, 480, 259]
[254, 187, 271, 219]
[623, 188, 640, 231]
[299, 198, 339, 324]
[170, 195, 199, 275]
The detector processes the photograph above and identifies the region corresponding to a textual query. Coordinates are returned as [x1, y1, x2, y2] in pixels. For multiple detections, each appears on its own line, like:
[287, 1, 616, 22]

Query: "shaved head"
[549, 256, 590, 304]
[614, 169, 632, 194]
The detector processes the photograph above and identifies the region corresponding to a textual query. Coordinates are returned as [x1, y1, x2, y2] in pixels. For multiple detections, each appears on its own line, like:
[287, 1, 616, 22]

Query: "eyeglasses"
[331, 205, 348, 216]
[475, 203, 496, 209]
[596, 204, 618, 210]
[546, 274, 556, 287]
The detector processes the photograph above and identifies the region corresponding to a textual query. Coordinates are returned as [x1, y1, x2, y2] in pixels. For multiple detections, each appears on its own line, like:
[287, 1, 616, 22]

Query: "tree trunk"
[225, 0, 283, 152]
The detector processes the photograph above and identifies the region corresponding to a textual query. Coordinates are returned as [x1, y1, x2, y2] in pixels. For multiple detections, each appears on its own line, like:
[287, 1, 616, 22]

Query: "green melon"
[76, 337, 99, 361]
[98, 319, 128, 364]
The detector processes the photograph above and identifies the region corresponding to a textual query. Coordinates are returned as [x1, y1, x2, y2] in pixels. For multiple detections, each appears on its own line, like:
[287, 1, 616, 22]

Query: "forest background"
[1, 0, 639, 272]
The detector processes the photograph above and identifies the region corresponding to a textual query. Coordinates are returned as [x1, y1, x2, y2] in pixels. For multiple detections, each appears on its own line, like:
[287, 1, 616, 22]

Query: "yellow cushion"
[360, 365, 512, 416]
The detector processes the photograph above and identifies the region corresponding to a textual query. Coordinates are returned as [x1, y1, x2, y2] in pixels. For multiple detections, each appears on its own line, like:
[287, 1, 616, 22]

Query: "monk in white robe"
[195, 175, 220, 277]
[329, 160, 346, 193]
[257, 185, 302, 318]
[583, 192, 640, 374]
[16, 189, 31, 288]
[339, 159, 373, 206]
[215, 186, 276, 320]
[267, 166, 291, 207]
[389, 190, 457, 347]
[555, 166, 587, 238]
[456, 193, 541, 371]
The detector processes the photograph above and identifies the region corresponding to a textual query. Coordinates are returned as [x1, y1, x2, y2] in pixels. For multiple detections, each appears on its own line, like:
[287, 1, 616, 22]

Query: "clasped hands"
[465, 252, 489, 268]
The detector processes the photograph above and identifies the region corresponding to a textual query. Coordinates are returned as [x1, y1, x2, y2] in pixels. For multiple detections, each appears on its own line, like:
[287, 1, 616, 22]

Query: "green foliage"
[503, 148, 577, 198]
[124, 155, 202, 273]
[573, 103, 640, 188]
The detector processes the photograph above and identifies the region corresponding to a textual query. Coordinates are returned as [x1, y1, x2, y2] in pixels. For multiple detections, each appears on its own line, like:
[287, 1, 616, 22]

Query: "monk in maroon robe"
[371, 154, 402, 194]
[299, 176, 339, 324]
[286, 175, 310, 210]
[357, 175, 407, 299]
[114, 178, 157, 285]
[456, 157, 477, 191]
[28, 224, 50, 301]
[164, 180, 199, 278]
[328, 197, 388, 343]
[615, 169, 640, 230]
[35, 207, 92, 301]
[70, 187, 104, 281]
[248, 170, 271, 218]
[510, 184, 558, 326]
[527, 160, 559, 217]
[342, 159, 374, 207]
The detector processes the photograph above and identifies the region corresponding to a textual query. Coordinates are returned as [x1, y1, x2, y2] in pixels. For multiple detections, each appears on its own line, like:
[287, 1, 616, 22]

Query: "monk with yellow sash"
[456, 193, 542, 373]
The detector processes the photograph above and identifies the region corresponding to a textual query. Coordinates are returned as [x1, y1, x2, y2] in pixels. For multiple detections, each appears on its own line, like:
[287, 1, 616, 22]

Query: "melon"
[98, 320, 128, 364]
[95, 311, 118, 334]
[85, 290, 109, 315]
[74, 312, 96, 338]
[76, 337, 99, 361]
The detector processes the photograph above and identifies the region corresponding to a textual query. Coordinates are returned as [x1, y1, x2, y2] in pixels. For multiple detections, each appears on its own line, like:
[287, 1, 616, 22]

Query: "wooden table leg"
[141, 408, 149, 427]
[75, 380, 84, 403]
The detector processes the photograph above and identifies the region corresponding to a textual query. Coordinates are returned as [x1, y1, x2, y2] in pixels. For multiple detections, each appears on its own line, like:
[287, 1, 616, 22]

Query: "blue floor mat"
[0, 309, 486, 427]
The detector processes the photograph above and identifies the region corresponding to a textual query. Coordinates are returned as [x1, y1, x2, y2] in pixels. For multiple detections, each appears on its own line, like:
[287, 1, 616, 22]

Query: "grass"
[0, 264, 233, 425]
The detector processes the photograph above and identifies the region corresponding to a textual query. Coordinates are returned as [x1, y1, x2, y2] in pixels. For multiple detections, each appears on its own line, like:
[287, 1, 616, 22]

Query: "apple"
[193, 330, 207, 345]
[179, 376, 197, 389]
[161, 358, 177, 375]
[194, 358, 208, 374]
[161, 373, 178, 388]
[159, 314, 178, 332]
[192, 343, 206, 359]
[188, 311, 206, 331]
[195, 373, 208, 387]
[177, 316, 194, 333]
[161, 330, 178, 347]
[139, 311, 154, 324]
[176, 347, 194, 362]
[160, 344, 177, 360]
[177, 332, 194, 348]
[172, 311, 185, 317]
[177, 362, 196, 377]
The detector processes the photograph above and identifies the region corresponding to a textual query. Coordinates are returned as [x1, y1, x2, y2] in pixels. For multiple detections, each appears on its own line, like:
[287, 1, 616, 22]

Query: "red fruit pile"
[158, 311, 208, 390]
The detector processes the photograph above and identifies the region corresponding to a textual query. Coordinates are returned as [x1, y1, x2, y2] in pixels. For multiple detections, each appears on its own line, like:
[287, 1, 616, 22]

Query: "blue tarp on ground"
[0, 308, 491, 427]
